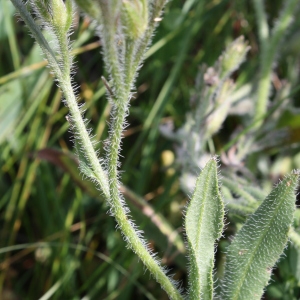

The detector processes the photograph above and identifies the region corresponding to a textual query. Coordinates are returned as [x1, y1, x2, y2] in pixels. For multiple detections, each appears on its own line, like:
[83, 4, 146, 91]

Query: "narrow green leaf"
[10, 0, 58, 67]
[221, 171, 299, 300]
[185, 158, 225, 300]
[222, 177, 258, 204]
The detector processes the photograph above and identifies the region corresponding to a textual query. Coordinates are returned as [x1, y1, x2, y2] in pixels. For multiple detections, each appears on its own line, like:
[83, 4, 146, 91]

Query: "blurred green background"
[1, 0, 300, 299]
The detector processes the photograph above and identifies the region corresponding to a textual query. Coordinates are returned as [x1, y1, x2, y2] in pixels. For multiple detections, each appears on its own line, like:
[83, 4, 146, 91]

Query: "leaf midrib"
[230, 182, 293, 300]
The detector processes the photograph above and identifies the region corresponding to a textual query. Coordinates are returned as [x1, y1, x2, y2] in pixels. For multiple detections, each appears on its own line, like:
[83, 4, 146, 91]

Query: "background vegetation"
[1, 0, 300, 299]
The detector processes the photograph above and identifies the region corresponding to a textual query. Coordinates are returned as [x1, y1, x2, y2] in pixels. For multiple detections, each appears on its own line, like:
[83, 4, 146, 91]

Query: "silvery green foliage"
[185, 158, 224, 300]
[221, 172, 299, 300]
[160, 36, 250, 192]
[164, 0, 300, 196]
[160, 5, 300, 298]
[193, 36, 249, 144]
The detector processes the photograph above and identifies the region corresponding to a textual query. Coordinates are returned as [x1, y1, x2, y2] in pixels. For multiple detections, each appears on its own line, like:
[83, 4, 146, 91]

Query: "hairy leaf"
[221, 171, 299, 300]
[185, 158, 225, 300]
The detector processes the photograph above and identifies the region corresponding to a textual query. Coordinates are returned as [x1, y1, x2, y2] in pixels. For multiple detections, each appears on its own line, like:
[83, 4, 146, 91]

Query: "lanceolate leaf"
[185, 158, 225, 300]
[221, 171, 299, 300]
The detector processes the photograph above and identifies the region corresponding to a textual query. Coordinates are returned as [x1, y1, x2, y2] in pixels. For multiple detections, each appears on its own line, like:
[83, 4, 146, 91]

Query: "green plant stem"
[79, 12, 183, 300]
[97, 3, 124, 99]
[49, 10, 111, 200]
[11, 0, 110, 200]
[60, 79, 110, 199]
[54, 29, 71, 74]
[131, 0, 165, 78]
[11, 0, 182, 297]
[252, 0, 269, 52]
[0, 41, 101, 85]
[103, 2, 182, 296]
[120, 185, 186, 255]
[107, 64, 182, 299]
[108, 97, 182, 300]
[253, 0, 298, 129]
[123, 8, 159, 85]
[124, 39, 135, 88]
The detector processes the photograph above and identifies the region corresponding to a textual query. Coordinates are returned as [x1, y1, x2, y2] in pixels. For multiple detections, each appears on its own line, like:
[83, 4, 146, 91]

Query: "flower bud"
[51, 0, 73, 32]
[219, 36, 250, 80]
[121, 0, 148, 40]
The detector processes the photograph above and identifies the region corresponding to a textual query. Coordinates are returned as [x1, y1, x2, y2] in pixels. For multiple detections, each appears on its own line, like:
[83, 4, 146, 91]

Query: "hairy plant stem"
[60, 78, 110, 199]
[132, 5, 164, 78]
[103, 3, 182, 297]
[11, 0, 182, 298]
[106, 47, 182, 300]
[108, 94, 183, 300]
[124, 40, 135, 88]
[98, 2, 125, 99]
[45, 74, 108, 198]
[9, 2, 107, 195]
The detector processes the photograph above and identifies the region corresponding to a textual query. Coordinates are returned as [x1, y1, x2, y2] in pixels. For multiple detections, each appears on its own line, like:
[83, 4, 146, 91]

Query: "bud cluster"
[122, 0, 148, 39]
[34, 0, 73, 34]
